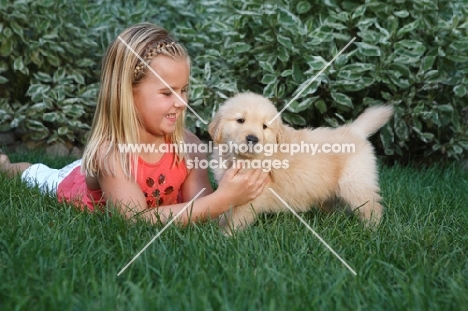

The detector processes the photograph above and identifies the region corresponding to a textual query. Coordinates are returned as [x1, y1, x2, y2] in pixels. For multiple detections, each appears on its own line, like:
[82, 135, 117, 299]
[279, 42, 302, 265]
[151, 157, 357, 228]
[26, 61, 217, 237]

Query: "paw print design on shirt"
[144, 173, 175, 208]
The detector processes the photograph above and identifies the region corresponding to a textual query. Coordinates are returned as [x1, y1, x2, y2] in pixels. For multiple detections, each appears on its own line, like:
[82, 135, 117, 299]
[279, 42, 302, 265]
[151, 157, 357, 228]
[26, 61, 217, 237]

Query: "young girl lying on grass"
[0, 22, 268, 224]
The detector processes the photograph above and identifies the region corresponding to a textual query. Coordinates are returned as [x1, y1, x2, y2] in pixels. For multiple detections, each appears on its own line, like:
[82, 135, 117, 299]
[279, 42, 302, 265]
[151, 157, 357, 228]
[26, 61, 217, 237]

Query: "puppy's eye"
[263, 124, 267, 129]
[237, 118, 245, 124]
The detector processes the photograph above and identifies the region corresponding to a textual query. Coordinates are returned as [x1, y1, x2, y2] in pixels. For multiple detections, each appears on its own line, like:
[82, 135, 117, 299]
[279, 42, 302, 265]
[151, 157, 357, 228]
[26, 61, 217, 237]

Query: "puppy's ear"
[208, 112, 223, 143]
[275, 120, 286, 144]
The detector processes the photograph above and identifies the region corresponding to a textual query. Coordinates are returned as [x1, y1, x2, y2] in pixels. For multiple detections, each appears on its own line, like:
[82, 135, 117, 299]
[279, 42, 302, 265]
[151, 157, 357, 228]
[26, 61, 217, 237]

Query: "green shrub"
[1, 0, 467, 163]
[0, 0, 184, 145]
[179, 0, 468, 163]
[0, 0, 101, 144]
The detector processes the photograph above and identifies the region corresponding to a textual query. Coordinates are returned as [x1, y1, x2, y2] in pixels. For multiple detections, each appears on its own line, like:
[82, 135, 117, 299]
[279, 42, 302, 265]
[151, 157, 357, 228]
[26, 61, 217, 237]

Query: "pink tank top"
[57, 152, 187, 211]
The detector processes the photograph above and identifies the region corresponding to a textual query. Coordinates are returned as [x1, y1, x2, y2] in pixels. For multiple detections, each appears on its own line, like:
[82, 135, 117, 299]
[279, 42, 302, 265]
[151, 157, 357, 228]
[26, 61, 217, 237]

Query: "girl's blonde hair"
[81, 22, 190, 178]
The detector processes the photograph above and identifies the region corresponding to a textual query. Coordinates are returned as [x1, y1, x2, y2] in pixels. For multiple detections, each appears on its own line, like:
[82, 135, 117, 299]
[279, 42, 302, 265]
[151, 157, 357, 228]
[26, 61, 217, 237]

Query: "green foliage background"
[0, 0, 467, 163]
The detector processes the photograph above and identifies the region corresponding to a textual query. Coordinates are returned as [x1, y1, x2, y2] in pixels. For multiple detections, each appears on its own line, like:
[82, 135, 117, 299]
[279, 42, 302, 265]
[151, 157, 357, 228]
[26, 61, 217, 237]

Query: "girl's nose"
[174, 93, 187, 108]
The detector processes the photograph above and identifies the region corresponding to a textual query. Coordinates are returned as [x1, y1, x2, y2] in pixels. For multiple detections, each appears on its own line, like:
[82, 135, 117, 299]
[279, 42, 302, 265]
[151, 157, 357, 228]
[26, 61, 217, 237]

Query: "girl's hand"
[216, 166, 269, 207]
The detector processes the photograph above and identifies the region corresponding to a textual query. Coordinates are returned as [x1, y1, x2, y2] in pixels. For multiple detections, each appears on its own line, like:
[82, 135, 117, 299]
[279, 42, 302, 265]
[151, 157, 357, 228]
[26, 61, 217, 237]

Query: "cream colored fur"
[208, 92, 393, 234]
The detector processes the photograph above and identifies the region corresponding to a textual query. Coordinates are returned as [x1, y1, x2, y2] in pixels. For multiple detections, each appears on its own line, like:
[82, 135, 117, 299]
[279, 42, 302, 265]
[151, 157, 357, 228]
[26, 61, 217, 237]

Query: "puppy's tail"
[350, 105, 394, 138]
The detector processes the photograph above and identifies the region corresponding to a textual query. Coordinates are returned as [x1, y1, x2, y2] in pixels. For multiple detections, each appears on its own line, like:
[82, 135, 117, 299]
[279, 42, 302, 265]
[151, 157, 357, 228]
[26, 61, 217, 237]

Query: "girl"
[0, 22, 268, 224]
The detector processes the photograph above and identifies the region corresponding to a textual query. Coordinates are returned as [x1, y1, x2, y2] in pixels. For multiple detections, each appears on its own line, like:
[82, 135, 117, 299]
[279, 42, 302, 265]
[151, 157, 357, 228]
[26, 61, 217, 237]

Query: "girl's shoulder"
[95, 141, 119, 166]
[183, 129, 203, 145]
[90, 140, 132, 178]
[182, 129, 209, 160]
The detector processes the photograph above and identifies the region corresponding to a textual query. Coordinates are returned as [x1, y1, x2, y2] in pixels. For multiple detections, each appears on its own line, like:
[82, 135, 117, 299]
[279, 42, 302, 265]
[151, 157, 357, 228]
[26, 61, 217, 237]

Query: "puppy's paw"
[217, 211, 235, 236]
[221, 224, 235, 237]
[361, 210, 383, 230]
[218, 206, 257, 236]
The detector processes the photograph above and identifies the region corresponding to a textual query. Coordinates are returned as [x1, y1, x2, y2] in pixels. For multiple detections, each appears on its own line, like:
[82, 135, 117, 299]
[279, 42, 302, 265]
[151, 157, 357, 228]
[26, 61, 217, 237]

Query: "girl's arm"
[97, 148, 268, 225]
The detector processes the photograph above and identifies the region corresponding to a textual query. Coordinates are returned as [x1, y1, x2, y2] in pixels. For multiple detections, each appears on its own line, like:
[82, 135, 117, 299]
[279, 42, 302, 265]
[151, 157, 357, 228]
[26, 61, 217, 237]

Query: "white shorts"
[21, 159, 82, 195]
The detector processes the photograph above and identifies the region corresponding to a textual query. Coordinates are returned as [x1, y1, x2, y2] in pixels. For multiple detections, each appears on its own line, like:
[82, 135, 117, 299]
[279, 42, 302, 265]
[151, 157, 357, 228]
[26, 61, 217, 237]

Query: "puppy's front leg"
[219, 204, 258, 236]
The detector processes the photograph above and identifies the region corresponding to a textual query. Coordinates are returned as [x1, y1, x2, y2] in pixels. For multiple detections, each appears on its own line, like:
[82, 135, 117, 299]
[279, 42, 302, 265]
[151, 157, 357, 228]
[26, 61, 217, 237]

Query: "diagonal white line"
[117, 188, 206, 276]
[118, 36, 207, 125]
[268, 37, 356, 124]
[268, 188, 357, 276]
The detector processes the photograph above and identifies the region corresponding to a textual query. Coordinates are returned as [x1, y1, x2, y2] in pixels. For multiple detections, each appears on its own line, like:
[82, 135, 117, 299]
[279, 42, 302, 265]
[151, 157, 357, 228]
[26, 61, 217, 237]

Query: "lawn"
[0, 151, 467, 310]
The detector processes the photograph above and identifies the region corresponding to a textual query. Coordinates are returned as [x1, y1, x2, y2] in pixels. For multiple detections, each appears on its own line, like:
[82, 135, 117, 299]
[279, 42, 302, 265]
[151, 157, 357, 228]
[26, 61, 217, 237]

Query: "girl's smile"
[165, 112, 179, 123]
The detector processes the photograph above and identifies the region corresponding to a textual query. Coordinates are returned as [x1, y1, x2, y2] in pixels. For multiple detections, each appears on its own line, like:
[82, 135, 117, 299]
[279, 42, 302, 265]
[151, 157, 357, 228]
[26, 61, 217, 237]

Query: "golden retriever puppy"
[208, 92, 393, 234]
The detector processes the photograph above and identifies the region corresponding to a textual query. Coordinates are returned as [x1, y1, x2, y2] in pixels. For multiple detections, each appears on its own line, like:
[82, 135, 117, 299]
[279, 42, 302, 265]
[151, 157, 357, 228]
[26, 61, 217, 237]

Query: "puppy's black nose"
[246, 135, 259, 144]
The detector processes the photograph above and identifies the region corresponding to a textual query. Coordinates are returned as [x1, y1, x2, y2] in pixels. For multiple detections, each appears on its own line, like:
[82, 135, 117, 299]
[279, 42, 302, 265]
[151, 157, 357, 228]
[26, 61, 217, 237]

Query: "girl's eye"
[163, 92, 172, 96]
[237, 118, 245, 124]
[182, 88, 188, 93]
[263, 124, 267, 129]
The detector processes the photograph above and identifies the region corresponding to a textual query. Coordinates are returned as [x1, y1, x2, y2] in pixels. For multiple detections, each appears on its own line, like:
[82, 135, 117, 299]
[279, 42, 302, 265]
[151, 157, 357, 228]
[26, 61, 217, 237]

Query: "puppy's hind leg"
[219, 204, 258, 236]
[338, 177, 383, 227]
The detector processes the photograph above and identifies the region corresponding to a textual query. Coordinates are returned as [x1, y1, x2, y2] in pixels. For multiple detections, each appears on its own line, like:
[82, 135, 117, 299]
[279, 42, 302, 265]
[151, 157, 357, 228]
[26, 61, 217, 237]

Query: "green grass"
[1, 150, 467, 310]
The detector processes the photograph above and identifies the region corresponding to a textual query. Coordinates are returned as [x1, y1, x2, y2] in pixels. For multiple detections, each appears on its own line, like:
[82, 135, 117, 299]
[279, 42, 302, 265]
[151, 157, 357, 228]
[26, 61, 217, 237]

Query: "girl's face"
[133, 55, 189, 143]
